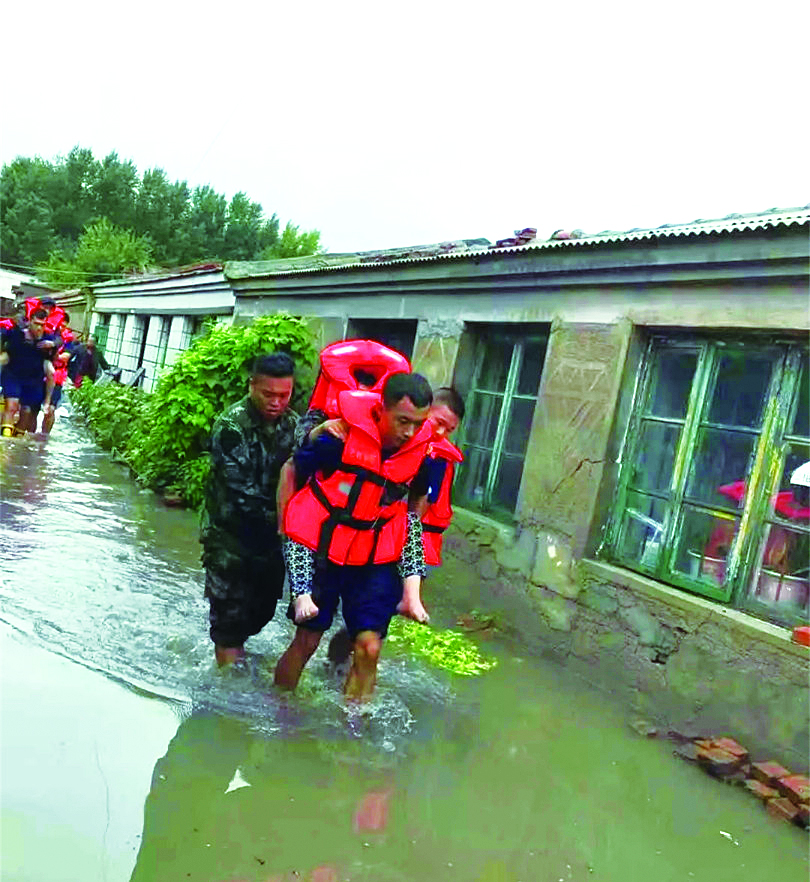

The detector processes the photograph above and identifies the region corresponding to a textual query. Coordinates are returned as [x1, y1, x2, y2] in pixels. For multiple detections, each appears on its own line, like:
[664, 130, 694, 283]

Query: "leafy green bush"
[72, 313, 317, 505]
[69, 380, 147, 454]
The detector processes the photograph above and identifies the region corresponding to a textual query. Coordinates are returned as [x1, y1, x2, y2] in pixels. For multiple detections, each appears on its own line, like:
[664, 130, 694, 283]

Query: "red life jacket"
[421, 436, 464, 565]
[285, 390, 433, 565]
[24, 298, 66, 335]
[308, 339, 410, 418]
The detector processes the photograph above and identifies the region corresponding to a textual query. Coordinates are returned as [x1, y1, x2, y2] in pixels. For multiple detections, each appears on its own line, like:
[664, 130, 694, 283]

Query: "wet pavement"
[0, 412, 807, 881]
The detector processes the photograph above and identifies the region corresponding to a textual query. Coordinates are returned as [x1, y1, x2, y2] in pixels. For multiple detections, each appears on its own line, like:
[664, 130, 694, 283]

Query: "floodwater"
[0, 412, 807, 882]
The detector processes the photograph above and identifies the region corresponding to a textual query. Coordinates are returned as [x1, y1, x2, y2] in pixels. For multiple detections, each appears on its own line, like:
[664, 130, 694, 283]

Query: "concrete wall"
[435, 509, 809, 771]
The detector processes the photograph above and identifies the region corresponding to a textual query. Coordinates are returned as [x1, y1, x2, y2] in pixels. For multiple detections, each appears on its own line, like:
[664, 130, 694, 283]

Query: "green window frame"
[455, 326, 548, 519]
[604, 334, 809, 626]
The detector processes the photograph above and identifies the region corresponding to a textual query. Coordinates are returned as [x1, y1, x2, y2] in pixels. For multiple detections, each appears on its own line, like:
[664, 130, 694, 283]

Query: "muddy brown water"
[0, 413, 807, 881]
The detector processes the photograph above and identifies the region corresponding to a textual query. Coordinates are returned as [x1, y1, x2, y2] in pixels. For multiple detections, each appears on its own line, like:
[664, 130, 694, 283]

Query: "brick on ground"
[697, 747, 743, 777]
[711, 738, 749, 762]
[776, 775, 810, 805]
[751, 761, 792, 786]
[743, 779, 779, 802]
[766, 797, 799, 823]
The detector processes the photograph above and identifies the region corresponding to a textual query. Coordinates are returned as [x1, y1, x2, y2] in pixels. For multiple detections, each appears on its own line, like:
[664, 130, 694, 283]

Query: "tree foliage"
[70, 314, 317, 508]
[38, 218, 153, 289]
[1, 146, 321, 275]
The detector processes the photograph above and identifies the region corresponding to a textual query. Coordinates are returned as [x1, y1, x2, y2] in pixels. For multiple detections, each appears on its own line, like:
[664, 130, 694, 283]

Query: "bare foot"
[294, 594, 319, 623]
[214, 645, 245, 667]
[397, 596, 430, 623]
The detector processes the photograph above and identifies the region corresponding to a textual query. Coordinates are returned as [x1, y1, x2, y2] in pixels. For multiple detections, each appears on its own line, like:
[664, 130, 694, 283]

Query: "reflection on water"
[1, 415, 807, 882]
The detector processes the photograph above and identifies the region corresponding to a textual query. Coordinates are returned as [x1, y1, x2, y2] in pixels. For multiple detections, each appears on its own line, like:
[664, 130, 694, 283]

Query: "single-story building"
[86, 263, 232, 391]
[224, 206, 810, 766]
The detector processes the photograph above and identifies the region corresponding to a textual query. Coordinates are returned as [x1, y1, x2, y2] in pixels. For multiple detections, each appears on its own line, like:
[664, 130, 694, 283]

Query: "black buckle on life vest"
[422, 524, 446, 534]
[310, 479, 393, 564]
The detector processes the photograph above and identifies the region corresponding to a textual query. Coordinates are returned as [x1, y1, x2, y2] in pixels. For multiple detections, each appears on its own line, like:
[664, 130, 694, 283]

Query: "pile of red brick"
[689, 736, 809, 829]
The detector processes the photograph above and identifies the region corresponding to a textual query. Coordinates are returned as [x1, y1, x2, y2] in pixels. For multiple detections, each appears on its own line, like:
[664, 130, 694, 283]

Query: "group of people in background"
[0, 297, 107, 438]
[201, 339, 465, 702]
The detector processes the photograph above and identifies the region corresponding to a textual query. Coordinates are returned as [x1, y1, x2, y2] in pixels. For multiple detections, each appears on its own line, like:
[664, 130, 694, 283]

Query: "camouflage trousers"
[204, 546, 286, 648]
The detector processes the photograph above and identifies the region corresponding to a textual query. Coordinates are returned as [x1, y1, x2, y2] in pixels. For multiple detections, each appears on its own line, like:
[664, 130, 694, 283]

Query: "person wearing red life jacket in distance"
[274, 372, 434, 701]
[1, 308, 57, 436]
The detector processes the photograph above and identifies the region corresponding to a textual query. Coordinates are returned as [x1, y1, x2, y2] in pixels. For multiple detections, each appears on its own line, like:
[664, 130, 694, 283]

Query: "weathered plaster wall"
[518, 320, 632, 555]
[411, 317, 464, 387]
[435, 509, 809, 770]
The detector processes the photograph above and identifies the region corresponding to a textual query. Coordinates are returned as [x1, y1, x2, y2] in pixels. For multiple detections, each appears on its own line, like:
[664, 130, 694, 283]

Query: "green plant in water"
[386, 618, 497, 677]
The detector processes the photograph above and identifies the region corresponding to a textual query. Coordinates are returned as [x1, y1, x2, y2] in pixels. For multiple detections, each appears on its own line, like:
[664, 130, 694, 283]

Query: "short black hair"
[251, 352, 295, 378]
[353, 368, 377, 388]
[62, 311, 70, 324]
[382, 371, 432, 409]
[30, 308, 48, 321]
[40, 297, 56, 308]
[434, 387, 465, 421]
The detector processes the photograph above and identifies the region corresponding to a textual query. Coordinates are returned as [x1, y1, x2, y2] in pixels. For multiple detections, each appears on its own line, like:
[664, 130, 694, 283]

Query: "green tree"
[262, 220, 322, 259]
[38, 217, 153, 289]
[0, 157, 59, 267]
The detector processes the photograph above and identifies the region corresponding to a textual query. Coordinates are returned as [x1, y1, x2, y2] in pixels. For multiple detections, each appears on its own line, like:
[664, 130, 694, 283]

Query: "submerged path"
[0, 413, 806, 882]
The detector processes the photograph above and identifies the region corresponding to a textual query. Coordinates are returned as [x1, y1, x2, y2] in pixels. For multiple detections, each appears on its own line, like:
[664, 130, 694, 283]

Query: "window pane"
[629, 420, 681, 494]
[707, 351, 775, 428]
[503, 397, 536, 456]
[672, 505, 741, 586]
[686, 428, 757, 508]
[491, 454, 524, 512]
[456, 447, 491, 509]
[647, 349, 698, 419]
[517, 339, 546, 395]
[771, 442, 810, 524]
[619, 493, 667, 569]
[791, 361, 809, 437]
[464, 392, 503, 449]
[476, 339, 514, 392]
[750, 524, 810, 614]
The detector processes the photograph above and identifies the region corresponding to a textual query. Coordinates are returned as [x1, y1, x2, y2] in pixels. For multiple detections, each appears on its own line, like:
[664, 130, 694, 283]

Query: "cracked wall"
[518, 320, 631, 556]
[435, 509, 809, 770]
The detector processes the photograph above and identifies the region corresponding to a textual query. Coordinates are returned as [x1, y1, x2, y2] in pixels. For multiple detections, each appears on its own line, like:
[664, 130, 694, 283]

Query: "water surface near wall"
[0, 415, 805, 881]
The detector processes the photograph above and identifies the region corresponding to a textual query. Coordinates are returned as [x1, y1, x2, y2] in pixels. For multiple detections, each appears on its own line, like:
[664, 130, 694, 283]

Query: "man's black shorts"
[204, 549, 285, 648]
[287, 561, 401, 639]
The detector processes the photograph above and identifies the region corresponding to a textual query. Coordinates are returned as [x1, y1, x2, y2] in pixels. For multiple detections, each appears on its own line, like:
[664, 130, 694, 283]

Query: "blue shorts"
[50, 384, 63, 407]
[288, 561, 401, 639]
[0, 371, 45, 408]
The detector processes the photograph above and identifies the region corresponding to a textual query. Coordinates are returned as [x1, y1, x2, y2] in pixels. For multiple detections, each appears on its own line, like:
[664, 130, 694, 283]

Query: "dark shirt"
[200, 395, 299, 570]
[293, 433, 432, 500]
[0, 324, 55, 381]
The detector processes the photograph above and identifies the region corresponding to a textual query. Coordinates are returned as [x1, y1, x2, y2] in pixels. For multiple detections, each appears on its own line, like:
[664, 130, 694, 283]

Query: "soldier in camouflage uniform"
[200, 352, 299, 667]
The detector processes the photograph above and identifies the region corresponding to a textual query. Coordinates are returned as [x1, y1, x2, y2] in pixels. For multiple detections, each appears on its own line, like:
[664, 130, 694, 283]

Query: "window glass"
[476, 338, 514, 393]
[503, 397, 536, 456]
[750, 524, 810, 615]
[630, 421, 681, 494]
[647, 349, 698, 418]
[455, 447, 491, 509]
[707, 352, 774, 428]
[685, 428, 757, 508]
[517, 339, 547, 395]
[619, 492, 667, 569]
[491, 454, 525, 512]
[464, 392, 503, 449]
[672, 505, 741, 586]
[791, 362, 809, 437]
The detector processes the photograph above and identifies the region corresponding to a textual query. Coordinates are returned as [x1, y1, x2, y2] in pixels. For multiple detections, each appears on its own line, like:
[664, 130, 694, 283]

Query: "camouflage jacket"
[200, 395, 298, 570]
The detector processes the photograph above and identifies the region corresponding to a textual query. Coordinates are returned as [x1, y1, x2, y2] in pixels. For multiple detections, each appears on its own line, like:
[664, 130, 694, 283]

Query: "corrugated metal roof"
[227, 206, 810, 280]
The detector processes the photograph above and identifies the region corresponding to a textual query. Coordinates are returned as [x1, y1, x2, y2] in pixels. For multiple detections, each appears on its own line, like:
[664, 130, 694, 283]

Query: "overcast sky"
[3, 0, 807, 254]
